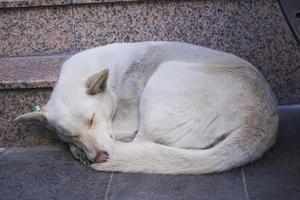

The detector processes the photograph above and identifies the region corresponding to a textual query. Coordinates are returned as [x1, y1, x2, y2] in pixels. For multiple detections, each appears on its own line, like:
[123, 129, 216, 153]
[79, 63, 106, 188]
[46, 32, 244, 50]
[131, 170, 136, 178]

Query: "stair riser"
[0, 89, 59, 147]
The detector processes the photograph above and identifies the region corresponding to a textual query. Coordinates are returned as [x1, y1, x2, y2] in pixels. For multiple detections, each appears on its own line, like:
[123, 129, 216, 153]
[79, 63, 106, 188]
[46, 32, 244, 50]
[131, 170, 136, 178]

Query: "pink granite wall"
[0, 0, 299, 104]
[0, 89, 59, 146]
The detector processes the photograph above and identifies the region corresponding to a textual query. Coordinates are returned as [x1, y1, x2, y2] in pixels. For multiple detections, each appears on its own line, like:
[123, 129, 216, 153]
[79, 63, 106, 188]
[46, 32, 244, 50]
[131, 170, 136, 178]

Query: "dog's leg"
[69, 143, 90, 165]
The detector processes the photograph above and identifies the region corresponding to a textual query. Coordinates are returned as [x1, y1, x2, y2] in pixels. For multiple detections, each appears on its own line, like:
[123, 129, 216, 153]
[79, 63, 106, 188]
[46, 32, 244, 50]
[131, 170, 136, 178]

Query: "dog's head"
[15, 69, 117, 162]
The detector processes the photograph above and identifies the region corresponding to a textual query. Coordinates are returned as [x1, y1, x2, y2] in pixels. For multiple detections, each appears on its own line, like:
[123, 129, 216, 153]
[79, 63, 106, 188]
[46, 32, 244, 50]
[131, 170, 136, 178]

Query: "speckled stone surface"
[0, 89, 59, 147]
[0, 0, 72, 8]
[0, 55, 69, 89]
[0, 6, 75, 57]
[73, 0, 300, 104]
[72, 0, 141, 5]
[0, 0, 141, 8]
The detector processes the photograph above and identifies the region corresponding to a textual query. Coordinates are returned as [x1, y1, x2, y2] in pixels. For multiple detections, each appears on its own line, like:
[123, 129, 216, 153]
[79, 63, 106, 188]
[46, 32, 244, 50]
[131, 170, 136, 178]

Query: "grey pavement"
[0, 106, 299, 200]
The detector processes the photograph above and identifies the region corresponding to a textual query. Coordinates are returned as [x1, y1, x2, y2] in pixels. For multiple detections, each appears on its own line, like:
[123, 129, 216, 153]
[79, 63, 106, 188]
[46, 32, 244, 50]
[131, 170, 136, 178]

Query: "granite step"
[0, 55, 70, 147]
[0, 55, 69, 90]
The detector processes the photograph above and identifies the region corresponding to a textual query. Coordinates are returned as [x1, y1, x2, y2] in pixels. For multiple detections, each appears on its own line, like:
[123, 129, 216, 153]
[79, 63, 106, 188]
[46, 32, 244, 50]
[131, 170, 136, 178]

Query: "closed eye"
[88, 113, 95, 128]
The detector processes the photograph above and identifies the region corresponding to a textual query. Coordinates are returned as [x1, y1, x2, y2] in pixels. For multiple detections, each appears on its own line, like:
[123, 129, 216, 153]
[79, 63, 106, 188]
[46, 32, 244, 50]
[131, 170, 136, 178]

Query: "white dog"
[15, 42, 278, 174]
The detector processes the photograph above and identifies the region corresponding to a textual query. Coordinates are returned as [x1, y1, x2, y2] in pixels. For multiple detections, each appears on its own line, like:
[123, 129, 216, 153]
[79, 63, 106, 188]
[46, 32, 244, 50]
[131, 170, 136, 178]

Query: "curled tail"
[91, 124, 278, 174]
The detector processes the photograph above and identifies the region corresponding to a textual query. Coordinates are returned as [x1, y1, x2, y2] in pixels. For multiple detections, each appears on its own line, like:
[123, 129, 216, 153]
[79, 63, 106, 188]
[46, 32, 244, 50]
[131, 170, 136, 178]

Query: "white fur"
[44, 41, 278, 174]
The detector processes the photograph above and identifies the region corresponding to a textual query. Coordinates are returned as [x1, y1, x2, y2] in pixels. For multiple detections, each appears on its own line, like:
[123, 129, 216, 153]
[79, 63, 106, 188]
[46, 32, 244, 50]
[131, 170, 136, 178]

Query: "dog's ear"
[86, 69, 109, 95]
[14, 111, 47, 123]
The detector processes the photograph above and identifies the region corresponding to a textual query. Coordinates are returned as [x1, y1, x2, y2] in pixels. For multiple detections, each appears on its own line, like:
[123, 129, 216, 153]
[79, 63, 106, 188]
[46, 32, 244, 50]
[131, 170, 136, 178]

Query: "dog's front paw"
[79, 154, 91, 165]
[69, 144, 91, 165]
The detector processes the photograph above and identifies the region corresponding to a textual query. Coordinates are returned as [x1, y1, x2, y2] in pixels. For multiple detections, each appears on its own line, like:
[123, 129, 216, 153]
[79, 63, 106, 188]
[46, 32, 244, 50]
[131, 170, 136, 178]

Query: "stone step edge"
[0, 145, 65, 155]
[0, 0, 143, 9]
[0, 54, 71, 90]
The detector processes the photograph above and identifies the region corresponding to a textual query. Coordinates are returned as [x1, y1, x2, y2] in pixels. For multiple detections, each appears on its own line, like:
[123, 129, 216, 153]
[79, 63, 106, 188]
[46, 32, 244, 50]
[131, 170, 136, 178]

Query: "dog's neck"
[109, 45, 162, 133]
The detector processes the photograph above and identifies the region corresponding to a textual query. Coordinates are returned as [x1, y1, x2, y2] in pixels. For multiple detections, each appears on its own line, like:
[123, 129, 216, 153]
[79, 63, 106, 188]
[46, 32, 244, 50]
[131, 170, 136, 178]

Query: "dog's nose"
[94, 150, 109, 163]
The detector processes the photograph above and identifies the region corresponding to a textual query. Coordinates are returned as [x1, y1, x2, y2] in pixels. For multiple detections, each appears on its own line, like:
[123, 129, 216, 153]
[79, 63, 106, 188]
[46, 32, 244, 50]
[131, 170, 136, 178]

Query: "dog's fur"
[15, 42, 278, 174]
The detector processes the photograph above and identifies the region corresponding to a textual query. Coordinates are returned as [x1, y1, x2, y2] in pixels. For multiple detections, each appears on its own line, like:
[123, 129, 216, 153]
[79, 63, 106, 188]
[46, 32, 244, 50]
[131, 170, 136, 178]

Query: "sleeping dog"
[15, 42, 278, 174]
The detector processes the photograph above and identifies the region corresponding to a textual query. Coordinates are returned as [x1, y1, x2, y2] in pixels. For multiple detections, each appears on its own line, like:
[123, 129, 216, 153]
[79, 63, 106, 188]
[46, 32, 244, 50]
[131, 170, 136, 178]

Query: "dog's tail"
[91, 123, 278, 174]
